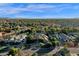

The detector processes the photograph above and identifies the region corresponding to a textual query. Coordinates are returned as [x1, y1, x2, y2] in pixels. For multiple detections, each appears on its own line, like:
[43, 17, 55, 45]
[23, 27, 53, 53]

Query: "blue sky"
[0, 3, 79, 18]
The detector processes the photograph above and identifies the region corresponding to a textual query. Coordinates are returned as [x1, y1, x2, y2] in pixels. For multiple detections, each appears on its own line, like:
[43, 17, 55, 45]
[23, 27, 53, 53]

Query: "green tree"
[26, 34, 35, 44]
[8, 47, 19, 56]
[51, 37, 60, 47]
[59, 47, 70, 56]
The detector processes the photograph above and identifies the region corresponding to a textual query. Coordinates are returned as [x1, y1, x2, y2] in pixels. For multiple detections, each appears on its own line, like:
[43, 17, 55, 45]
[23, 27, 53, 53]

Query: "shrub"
[8, 47, 19, 56]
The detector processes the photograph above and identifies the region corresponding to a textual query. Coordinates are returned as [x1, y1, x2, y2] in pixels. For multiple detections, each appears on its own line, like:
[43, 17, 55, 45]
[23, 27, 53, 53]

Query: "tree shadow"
[35, 47, 55, 56]
[0, 46, 10, 53]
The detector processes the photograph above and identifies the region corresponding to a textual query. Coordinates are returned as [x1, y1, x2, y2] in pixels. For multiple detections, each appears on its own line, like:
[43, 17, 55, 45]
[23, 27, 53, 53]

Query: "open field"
[0, 18, 79, 56]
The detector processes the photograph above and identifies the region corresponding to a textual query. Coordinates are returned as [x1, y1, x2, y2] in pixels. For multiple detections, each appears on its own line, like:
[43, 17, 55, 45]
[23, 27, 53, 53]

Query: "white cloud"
[26, 4, 56, 9]
[0, 3, 9, 6]
[7, 4, 57, 13]
[0, 4, 73, 15]
[0, 3, 79, 18]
